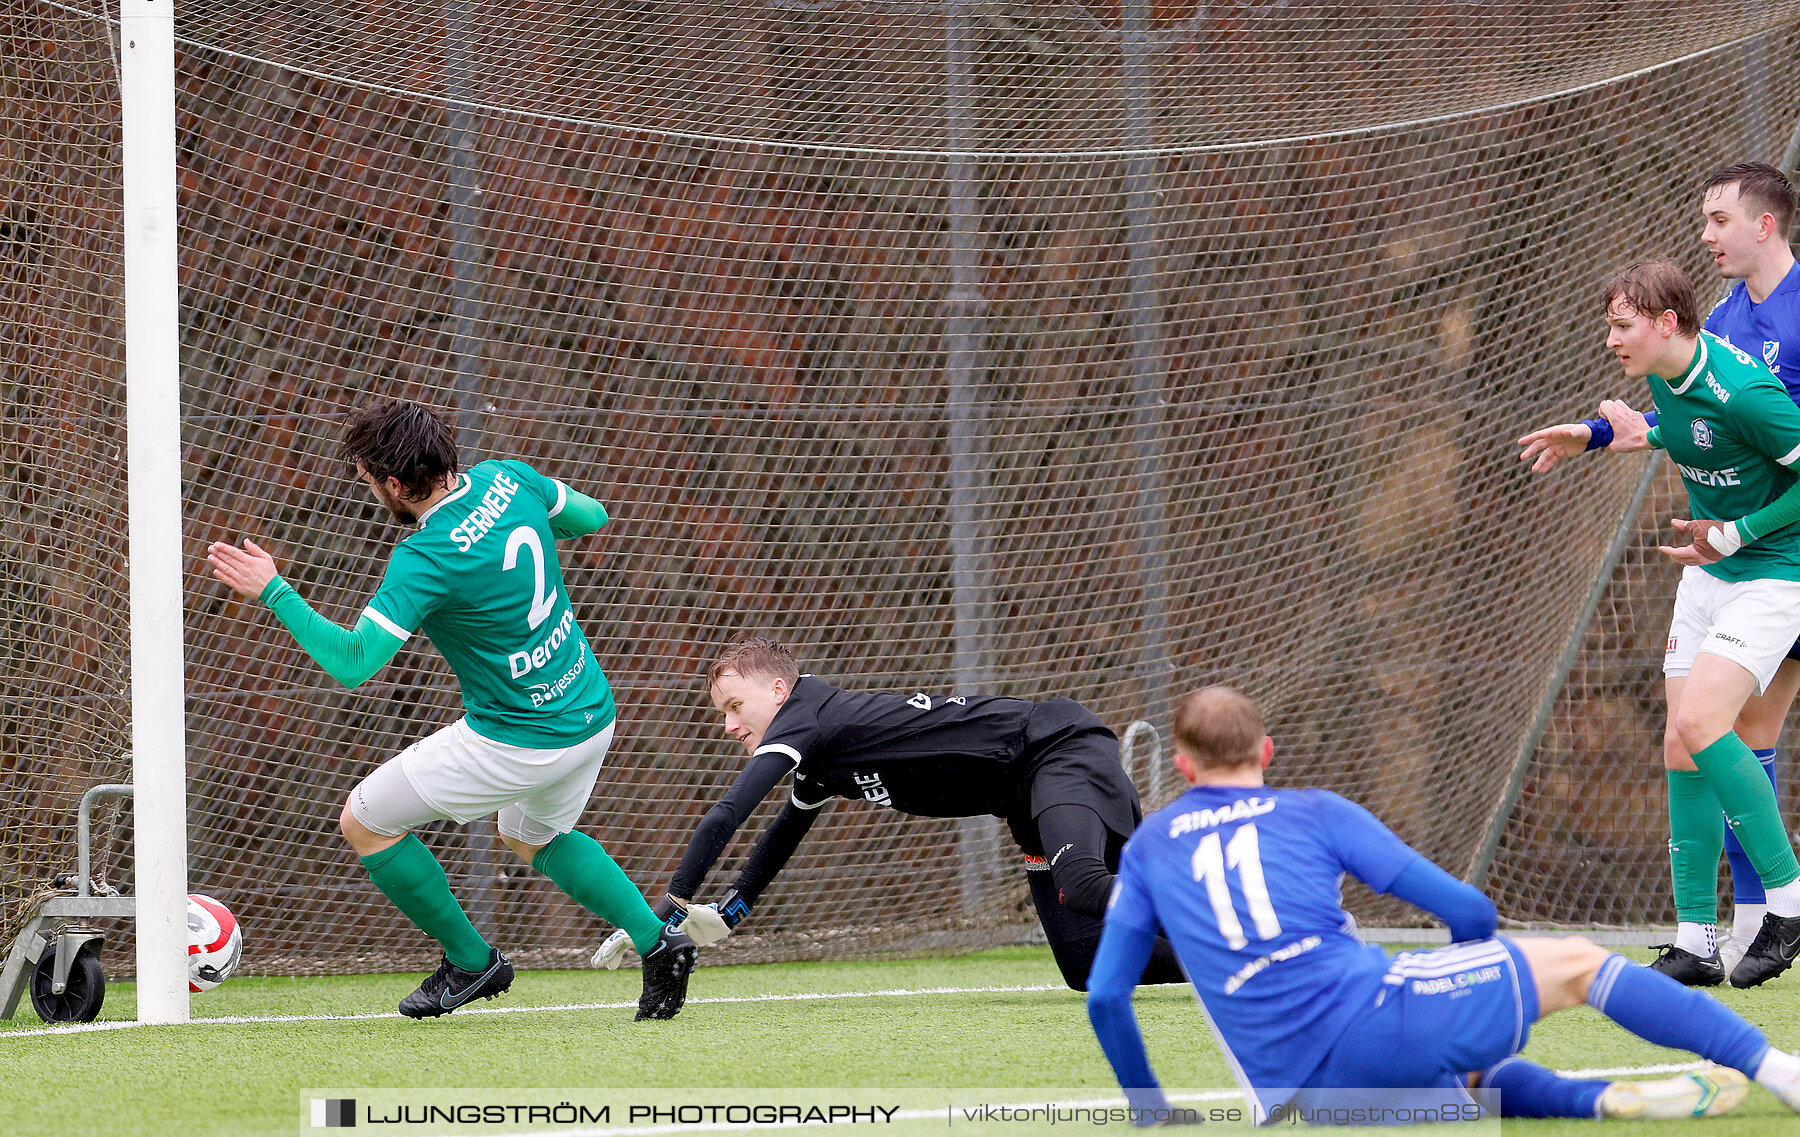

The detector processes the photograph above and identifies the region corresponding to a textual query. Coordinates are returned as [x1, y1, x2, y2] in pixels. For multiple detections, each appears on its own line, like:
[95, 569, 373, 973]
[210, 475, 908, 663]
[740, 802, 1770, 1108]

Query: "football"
[187, 893, 243, 993]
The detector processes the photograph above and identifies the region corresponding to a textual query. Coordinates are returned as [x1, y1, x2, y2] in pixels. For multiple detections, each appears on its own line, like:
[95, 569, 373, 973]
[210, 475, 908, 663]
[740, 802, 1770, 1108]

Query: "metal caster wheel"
[29, 939, 105, 1023]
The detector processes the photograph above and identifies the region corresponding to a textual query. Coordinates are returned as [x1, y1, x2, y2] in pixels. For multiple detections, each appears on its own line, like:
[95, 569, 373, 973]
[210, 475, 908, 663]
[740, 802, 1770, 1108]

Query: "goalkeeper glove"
[683, 889, 751, 947]
[592, 895, 689, 969]
[592, 927, 632, 969]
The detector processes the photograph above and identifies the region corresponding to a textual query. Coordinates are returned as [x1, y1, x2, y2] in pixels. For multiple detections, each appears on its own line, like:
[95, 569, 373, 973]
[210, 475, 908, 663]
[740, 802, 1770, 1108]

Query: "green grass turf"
[2, 945, 1799, 1135]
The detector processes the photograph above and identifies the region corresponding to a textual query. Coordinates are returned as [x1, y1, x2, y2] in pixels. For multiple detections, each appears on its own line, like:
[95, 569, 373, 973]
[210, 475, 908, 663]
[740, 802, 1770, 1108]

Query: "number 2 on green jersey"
[503, 526, 557, 630]
[1192, 824, 1282, 949]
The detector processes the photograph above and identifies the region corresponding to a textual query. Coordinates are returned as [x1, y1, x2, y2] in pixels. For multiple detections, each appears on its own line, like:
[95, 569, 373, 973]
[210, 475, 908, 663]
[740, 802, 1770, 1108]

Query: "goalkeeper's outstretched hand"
[684, 889, 751, 947]
[593, 894, 692, 968]
[592, 927, 633, 969]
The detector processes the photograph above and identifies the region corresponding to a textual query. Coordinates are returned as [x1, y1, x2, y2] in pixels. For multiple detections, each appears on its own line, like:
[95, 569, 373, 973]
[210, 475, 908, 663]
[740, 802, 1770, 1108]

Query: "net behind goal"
[5, 4, 1800, 976]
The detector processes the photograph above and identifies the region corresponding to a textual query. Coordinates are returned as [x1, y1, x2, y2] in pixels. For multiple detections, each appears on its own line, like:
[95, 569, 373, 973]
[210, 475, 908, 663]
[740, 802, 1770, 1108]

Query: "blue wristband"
[1580, 418, 1613, 451]
[653, 894, 688, 928]
[719, 889, 752, 928]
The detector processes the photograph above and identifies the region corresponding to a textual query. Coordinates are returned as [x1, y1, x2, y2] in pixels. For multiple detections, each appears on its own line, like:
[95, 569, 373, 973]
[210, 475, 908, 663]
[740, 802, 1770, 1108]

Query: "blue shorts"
[1298, 937, 1536, 1098]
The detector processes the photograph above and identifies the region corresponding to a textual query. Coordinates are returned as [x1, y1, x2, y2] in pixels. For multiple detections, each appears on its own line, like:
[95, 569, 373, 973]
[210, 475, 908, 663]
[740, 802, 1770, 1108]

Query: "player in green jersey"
[1521, 167, 1800, 970]
[1521, 261, 1800, 988]
[206, 399, 695, 1020]
[1522, 165, 1800, 972]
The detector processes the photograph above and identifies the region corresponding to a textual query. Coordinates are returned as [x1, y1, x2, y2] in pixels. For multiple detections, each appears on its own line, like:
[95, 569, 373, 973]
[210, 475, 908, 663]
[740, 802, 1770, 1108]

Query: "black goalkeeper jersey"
[770, 677, 1034, 816]
[666, 676, 1136, 901]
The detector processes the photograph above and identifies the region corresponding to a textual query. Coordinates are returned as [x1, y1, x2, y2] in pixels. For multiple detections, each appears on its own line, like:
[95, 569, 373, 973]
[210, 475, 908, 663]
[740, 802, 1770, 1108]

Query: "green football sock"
[360, 833, 492, 971]
[1692, 733, 1800, 890]
[534, 830, 665, 954]
[1667, 769, 1725, 924]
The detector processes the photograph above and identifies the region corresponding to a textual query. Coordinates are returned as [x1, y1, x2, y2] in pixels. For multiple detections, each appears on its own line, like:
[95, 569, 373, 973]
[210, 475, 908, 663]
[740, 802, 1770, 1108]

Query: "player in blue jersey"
[1519, 164, 1800, 976]
[1088, 686, 1800, 1125]
[207, 400, 695, 1020]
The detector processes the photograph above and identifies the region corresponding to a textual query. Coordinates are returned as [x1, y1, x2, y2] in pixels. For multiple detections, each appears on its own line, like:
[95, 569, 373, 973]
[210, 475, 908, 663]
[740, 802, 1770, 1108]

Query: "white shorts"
[1664, 567, 1800, 695]
[349, 717, 615, 846]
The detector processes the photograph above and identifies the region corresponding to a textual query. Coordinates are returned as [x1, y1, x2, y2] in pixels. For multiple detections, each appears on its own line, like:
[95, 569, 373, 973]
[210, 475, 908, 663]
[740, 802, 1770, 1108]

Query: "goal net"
[6, 3, 1800, 977]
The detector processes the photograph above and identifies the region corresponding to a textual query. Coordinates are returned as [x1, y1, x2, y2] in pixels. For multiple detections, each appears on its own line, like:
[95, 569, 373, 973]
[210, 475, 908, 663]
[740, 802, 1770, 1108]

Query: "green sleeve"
[260, 575, 406, 688]
[550, 488, 608, 541]
[1738, 480, 1800, 545]
[1646, 424, 1664, 450]
[1723, 379, 1800, 546]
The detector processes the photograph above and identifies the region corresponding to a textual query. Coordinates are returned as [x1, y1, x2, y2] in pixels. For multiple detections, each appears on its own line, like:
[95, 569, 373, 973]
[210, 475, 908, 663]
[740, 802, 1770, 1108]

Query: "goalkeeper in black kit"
[596, 636, 1185, 990]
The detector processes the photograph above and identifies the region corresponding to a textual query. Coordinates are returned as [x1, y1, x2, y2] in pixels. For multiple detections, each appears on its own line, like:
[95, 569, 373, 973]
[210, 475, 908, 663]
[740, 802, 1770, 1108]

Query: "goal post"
[120, 0, 188, 1024]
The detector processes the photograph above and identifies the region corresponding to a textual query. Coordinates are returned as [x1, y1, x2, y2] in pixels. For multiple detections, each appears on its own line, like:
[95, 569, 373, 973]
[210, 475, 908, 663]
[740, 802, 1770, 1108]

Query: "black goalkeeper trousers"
[1026, 802, 1186, 992]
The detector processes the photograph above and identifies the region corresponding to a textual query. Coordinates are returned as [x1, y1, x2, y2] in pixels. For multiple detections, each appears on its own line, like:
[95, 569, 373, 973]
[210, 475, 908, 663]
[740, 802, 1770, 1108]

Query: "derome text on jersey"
[509, 606, 577, 679]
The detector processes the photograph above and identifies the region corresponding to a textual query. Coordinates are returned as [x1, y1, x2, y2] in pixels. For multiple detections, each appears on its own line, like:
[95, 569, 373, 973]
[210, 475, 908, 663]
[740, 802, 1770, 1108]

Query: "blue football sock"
[1480, 1057, 1607, 1119]
[1587, 954, 1769, 1074]
[1723, 749, 1779, 904]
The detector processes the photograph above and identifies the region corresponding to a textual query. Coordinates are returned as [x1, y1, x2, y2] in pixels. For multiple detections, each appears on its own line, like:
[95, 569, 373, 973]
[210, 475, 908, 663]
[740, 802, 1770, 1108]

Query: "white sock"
[1676, 921, 1718, 956]
[1755, 1047, 1800, 1093]
[1764, 880, 1800, 918]
[1733, 903, 1769, 944]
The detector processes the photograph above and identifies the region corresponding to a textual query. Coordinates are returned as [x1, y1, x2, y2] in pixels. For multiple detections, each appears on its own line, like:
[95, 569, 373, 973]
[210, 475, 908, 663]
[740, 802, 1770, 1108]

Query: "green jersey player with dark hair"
[1522, 260, 1800, 989]
[206, 399, 695, 1020]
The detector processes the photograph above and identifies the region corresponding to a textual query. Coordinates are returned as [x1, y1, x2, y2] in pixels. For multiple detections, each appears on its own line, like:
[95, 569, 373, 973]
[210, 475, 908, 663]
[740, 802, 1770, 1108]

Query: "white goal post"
[121, 0, 189, 1024]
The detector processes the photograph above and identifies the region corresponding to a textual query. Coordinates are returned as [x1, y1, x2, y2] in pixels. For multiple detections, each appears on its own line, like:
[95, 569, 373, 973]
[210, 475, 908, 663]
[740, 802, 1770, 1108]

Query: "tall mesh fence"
[6, 4, 1800, 979]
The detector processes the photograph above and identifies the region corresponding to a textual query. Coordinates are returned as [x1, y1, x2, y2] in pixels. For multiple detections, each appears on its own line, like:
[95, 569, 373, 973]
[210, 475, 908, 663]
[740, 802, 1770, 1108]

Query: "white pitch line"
[1560, 1061, 1705, 1078]
[0, 982, 1066, 1039]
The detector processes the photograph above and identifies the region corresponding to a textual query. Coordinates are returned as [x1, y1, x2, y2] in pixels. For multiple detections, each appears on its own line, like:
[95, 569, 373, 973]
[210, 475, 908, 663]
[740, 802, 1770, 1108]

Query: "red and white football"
[186, 893, 243, 993]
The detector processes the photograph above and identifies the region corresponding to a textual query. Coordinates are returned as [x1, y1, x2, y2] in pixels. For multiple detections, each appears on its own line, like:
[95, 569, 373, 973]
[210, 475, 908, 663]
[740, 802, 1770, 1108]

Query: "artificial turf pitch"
[3, 945, 1799, 1136]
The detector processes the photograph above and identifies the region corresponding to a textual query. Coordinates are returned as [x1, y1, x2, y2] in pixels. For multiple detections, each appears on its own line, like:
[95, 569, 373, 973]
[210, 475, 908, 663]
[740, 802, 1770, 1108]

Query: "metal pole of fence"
[1742, 17, 1770, 156]
[444, 2, 487, 445]
[120, 0, 191, 1024]
[945, 10, 988, 695]
[443, 0, 502, 934]
[944, 6, 1000, 914]
[1466, 456, 1658, 888]
[1120, 2, 1174, 739]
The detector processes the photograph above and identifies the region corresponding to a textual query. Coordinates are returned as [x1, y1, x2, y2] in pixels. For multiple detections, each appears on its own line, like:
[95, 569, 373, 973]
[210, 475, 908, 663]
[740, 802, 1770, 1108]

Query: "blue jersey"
[1108, 785, 1419, 1098]
[1707, 263, 1800, 403]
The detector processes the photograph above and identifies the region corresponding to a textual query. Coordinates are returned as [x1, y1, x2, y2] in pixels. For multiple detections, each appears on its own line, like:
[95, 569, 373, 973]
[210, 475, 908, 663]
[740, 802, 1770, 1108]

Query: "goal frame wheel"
[28, 935, 106, 1023]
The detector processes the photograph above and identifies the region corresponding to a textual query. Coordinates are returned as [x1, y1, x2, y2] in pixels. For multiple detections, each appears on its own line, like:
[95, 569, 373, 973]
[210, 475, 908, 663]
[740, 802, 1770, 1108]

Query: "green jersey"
[362, 459, 615, 746]
[1650, 331, 1800, 583]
